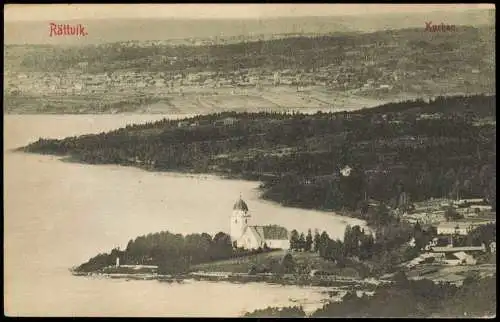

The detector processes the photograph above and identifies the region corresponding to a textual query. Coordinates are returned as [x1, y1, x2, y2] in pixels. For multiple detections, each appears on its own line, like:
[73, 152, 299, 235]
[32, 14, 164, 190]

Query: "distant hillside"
[5, 25, 495, 74]
[4, 9, 494, 45]
[3, 24, 495, 115]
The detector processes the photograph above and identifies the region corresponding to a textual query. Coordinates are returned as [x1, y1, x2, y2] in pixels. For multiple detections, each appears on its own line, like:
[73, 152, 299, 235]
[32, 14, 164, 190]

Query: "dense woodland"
[24, 94, 497, 213]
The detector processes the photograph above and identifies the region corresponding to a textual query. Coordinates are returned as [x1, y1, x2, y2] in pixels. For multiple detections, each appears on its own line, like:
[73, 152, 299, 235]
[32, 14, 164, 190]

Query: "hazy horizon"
[4, 4, 494, 21]
[4, 5, 495, 45]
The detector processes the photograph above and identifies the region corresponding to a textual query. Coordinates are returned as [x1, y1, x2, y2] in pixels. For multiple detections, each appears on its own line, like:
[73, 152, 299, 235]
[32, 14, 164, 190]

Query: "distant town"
[4, 25, 494, 114]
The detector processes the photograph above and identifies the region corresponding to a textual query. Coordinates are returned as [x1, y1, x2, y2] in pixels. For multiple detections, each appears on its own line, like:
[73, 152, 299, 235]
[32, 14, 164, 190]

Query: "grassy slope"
[190, 250, 364, 278]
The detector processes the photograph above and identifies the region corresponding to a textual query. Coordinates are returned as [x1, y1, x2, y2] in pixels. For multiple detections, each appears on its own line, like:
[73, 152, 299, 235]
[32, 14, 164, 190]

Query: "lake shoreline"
[70, 269, 386, 290]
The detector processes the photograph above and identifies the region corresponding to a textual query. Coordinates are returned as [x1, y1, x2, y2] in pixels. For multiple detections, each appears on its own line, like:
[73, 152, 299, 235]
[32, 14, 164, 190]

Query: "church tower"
[230, 196, 251, 244]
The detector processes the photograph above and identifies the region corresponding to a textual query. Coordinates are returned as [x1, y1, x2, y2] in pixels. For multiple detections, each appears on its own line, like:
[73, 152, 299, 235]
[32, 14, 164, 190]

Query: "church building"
[230, 196, 290, 250]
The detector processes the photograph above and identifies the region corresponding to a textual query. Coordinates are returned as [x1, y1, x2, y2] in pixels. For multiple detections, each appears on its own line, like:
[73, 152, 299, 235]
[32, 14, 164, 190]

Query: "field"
[5, 85, 396, 114]
[190, 249, 365, 278]
[406, 263, 496, 285]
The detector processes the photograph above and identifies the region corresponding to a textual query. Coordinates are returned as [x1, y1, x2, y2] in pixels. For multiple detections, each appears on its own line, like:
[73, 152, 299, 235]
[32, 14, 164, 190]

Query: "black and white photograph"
[3, 3, 496, 317]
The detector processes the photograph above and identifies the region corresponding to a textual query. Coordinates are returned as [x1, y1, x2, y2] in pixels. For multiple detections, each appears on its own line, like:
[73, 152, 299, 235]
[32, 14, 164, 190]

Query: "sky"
[4, 3, 495, 21]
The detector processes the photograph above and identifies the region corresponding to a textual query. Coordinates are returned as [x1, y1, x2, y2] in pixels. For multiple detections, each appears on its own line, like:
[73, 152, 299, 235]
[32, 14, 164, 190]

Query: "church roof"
[250, 225, 289, 240]
[233, 198, 249, 212]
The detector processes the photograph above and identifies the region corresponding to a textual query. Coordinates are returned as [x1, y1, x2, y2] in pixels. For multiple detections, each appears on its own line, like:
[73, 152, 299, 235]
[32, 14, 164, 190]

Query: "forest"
[23, 94, 497, 214]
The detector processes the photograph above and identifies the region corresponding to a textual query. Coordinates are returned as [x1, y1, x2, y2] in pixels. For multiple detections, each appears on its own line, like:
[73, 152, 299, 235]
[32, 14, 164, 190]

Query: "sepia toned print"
[4, 3, 496, 317]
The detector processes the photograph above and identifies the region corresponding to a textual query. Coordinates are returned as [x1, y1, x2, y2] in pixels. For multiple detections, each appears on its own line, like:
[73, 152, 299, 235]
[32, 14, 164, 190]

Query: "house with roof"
[230, 197, 290, 250]
[430, 245, 486, 254]
[437, 222, 475, 235]
[437, 220, 495, 236]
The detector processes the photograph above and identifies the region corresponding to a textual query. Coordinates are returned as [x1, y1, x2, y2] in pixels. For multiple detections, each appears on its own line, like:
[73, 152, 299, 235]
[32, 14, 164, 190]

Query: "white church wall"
[266, 239, 290, 250]
[230, 209, 249, 242]
[236, 229, 261, 250]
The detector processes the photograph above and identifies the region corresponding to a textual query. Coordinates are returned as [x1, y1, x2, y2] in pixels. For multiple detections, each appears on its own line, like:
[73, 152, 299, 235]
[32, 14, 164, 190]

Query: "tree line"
[75, 230, 272, 274]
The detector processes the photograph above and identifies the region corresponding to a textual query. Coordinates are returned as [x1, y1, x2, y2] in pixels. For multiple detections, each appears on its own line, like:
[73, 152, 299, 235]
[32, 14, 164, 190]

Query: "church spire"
[233, 195, 249, 212]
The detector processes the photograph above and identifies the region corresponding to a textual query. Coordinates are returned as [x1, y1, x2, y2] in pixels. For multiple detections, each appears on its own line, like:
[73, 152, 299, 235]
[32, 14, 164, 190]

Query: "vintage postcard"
[4, 3, 496, 317]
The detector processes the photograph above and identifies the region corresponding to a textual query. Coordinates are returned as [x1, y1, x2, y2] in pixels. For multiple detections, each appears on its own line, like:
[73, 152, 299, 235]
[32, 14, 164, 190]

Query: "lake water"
[4, 114, 368, 317]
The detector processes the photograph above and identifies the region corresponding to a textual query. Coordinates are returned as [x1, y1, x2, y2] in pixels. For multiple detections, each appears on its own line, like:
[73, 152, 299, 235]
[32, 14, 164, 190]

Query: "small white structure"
[116, 257, 120, 268]
[230, 197, 290, 250]
[340, 165, 352, 177]
[77, 61, 88, 69]
[437, 222, 474, 235]
[406, 237, 416, 247]
[456, 198, 485, 206]
[489, 241, 496, 253]
[223, 117, 238, 126]
[470, 205, 493, 212]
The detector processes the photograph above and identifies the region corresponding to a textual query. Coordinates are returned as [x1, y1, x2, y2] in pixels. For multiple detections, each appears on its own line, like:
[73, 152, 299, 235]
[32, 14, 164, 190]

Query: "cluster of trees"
[75, 230, 272, 274]
[444, 207, 465, 221]
[24, 95, 496, 213]
[244, 273, 496, 318]
[289, 229, 314, 251]
[287, 203, 430, 274]
[412, 222, 438, 249]
[451, 223, 496, 249]
[290, 226, 377, 264]
[312, 273, 496, 317]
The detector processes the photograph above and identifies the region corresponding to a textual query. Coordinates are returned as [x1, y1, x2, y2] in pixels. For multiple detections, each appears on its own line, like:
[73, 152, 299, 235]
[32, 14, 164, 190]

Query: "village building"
[455, 198, 485, 206]
[405, 243, 486, 268]
[430, 245, 487, 254]
[429, 245, 486, 266]
[230, 197, 290, 250]
[437, 222, 475, 236]
[437, 219, 495, 236]
[223, 117, 238, 126]
[489, 241, 496, 253]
